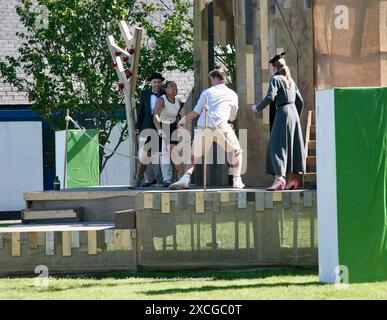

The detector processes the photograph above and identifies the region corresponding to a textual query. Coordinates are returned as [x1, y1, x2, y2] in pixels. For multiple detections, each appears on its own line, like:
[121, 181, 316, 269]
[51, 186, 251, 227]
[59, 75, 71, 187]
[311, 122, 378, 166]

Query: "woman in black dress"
[252, 53, 306, 191]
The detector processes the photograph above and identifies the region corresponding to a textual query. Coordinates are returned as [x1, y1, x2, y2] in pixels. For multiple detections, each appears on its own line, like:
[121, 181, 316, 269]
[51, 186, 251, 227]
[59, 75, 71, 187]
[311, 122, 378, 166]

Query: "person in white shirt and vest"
[169, 69, 245, 190]
[153, 81, 185, 187]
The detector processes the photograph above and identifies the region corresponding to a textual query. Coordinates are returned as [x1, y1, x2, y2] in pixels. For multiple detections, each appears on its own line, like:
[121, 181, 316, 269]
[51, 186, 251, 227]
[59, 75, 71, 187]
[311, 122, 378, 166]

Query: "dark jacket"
[136, 88, 165, 132]
[256, 73, 304, 130]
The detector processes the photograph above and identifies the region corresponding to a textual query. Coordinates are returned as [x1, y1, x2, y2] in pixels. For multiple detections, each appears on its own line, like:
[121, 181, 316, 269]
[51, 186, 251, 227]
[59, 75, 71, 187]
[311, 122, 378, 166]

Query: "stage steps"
[303, 111, 317, 189]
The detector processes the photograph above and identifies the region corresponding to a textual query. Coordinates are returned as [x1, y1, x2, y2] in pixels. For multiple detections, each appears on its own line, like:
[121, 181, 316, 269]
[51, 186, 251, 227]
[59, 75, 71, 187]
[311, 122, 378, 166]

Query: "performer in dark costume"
[252, 53, 306, 191]
[134, 72, 166, 188]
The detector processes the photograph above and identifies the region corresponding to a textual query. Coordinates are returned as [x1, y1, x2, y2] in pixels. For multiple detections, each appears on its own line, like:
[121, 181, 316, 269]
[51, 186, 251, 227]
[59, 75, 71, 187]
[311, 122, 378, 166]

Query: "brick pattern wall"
[0, 0, 29, 105]
[0, 0, 194, 106]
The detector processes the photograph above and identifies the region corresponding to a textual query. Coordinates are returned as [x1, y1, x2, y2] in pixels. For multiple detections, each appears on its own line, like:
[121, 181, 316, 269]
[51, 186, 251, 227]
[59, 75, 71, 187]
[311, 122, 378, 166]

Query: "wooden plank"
[37, 232, 45, 246]
[129, 27, 143, 97]
[246, 53, 255, 104]
[282, 192, 292, 209]
[88, 230, 97, 255]
[113, 230, 124, 251]
[153, 193, 161, 209]
[144, 193, 153, 209]
[161, 193, 171, 214]
[45, 232, 55, 256]
[262, 82, 270, 125]
[260, 0, 269, 66]
[135, 193, 144, 210]
[212, 193, 220, 212]
[23, 209, 77, 220]
[195, 192, 205, 214]
[71, 231, 80, 248]
[122, 230, 131, 250]
[105, 229, 114, 244]
[264, 192, 273, 208]
[272, 192, 282, 202]
[0, 222, 114, 234]
[304, 191, 313, 207]
[220, 20, 227, 46]
[238, 192, 247, 209]
[62, 231, 72, 257]
[245, 0, 254, 45]
[293, 208, 299, 263]
[214, 15, 221, 43]
[29, 232, 38, 249]
[255, 192, 265, 212]
[12, 232, 21, 257]
[97, 230, 106, 250]
[291, 192, 301, 203]
[220, 192, 230, 202]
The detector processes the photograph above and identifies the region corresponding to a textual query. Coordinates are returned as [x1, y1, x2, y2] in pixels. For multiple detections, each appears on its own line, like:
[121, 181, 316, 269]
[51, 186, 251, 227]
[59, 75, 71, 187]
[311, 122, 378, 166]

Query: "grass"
[0, 269, 386, 300]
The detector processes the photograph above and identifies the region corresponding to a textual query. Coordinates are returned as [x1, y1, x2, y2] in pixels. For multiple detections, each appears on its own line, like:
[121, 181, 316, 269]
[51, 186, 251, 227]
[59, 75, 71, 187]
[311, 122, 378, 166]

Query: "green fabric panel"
[67, 130, 99, 188]
[335, 87, 387, 283]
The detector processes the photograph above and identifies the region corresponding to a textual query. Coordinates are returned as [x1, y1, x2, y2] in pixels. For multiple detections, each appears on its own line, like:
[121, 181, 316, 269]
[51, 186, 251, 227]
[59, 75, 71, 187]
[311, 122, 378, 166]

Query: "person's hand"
[178, 116, 186, 126]
[251, 104, 258, 113]
[158, 129, 167, 139]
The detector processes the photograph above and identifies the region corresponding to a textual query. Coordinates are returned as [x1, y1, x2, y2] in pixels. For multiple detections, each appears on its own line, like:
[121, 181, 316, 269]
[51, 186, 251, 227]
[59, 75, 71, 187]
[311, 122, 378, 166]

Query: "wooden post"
[204, 97, 209, 191]
[63, 109, 70, 189]
[107, 22, 143, 187]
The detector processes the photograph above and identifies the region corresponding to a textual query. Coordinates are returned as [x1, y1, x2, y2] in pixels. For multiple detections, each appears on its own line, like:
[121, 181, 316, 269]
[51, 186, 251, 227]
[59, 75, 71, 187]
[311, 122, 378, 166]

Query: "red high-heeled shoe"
[285, 179, 299, 190]
[266, 178, 286, 191]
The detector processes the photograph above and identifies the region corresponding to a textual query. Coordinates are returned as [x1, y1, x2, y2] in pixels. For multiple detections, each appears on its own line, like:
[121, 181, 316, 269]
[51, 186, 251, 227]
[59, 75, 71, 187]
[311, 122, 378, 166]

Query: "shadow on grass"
[142, 281, 323, 296]
[84, 268, 318, 281]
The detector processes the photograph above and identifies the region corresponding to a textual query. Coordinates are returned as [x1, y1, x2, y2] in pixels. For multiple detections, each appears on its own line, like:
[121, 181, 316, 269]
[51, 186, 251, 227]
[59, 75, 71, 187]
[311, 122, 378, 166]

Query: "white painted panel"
[0, 121, 43, 211]
[100, 122, 131, 186]
[55, 131, 66, 189]
[316, 89, 340, 284]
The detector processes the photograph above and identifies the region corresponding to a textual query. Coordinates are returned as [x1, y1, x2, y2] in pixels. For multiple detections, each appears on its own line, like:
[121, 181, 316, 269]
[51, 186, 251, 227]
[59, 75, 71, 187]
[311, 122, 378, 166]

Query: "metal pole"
[63, 109, 70, 190]
[204, 97, 209, 192]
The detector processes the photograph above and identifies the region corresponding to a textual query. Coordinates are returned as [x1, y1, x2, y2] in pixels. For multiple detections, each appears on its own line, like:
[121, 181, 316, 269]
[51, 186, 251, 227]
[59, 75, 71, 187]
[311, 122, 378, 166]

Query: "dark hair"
[165, 80, 177, 88]
[209, 69, 227, 82]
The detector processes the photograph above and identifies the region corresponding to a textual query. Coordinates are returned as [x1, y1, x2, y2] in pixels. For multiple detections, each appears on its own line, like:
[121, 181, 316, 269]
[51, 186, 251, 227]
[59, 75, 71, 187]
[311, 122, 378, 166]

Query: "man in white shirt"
[169, 69, 245, 190]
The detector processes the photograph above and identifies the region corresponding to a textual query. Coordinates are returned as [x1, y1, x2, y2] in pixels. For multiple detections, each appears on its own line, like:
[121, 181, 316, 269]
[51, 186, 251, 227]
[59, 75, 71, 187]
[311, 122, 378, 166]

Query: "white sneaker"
[169, 175, 191, 190]
[233, 177, 245, 189]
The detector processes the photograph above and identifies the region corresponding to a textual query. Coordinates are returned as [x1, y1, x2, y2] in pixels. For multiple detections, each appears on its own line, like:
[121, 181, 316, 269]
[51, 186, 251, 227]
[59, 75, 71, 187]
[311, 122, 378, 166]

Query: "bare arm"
[153, 98, 164, 131]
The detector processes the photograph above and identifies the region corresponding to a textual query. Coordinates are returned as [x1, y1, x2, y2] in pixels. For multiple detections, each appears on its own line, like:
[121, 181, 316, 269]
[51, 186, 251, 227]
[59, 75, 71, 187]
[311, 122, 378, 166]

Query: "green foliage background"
[0, 0, 193, 169]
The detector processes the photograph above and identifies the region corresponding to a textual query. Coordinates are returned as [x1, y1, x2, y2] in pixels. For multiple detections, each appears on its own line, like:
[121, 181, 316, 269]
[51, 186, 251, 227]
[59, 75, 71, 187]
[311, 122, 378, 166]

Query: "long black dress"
[256, 73, 306, 176]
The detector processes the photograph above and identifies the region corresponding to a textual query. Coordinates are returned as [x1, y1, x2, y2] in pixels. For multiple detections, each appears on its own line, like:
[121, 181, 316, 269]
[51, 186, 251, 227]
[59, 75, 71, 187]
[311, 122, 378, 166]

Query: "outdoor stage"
[0, 186, 317, 276]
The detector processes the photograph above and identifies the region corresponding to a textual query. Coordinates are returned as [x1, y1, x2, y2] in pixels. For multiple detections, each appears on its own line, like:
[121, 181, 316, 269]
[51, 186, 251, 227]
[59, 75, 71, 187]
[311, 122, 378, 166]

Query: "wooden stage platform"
[0, 186, 317, 276]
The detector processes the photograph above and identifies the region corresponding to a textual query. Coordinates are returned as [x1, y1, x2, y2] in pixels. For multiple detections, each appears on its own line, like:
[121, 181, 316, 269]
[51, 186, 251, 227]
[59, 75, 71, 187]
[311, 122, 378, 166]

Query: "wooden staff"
[63, 109, 70, 190]
[204, 97, 209, 192]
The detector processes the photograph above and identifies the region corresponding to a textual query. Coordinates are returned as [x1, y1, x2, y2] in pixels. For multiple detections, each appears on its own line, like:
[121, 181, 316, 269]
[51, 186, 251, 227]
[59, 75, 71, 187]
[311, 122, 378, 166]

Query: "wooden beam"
[88, 230, 97, 255]
[195, 192, 205, 213]
[62, 231, 72, 257]
[29, 232, 38, 249]
[45, 232, 55, 256]
[161, 193, 171, 214]
[12, 232, 21, 257]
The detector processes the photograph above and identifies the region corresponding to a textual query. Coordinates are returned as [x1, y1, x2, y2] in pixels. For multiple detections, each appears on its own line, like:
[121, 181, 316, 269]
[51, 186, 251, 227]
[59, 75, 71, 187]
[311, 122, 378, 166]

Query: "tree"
[0, 0, 193, 171]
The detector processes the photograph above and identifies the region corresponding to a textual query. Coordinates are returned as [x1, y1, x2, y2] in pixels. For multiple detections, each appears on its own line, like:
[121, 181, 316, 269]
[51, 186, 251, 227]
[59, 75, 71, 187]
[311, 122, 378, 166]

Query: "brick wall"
[0, 0, 194, 106]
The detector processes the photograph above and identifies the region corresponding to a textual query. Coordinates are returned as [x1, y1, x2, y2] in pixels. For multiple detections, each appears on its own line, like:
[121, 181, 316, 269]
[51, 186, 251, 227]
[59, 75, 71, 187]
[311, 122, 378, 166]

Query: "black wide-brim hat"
[269, 52, 286, 64]
[148, 72, 165, 82]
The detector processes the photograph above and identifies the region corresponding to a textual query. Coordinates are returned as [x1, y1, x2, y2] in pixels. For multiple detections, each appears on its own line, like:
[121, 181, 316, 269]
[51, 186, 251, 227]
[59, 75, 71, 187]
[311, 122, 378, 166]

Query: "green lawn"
[0, 269, 386, 300]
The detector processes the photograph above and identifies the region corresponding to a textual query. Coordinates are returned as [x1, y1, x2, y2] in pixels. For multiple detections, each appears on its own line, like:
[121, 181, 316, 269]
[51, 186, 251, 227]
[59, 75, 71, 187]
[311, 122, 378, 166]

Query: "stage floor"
[25, 185, 311, 200]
